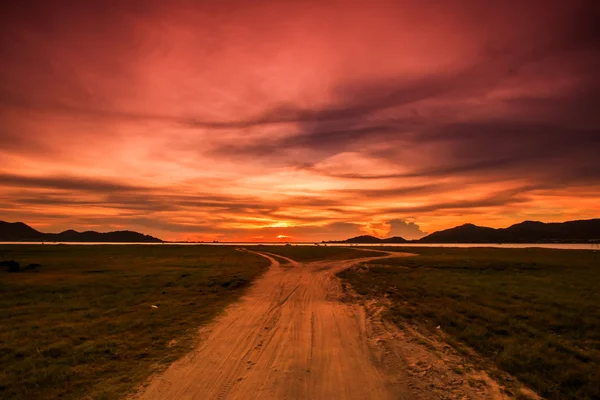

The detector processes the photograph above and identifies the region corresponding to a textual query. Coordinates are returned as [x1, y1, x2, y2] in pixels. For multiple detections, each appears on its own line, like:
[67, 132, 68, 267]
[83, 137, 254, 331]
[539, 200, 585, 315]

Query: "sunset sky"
[1, 1, 599, 242]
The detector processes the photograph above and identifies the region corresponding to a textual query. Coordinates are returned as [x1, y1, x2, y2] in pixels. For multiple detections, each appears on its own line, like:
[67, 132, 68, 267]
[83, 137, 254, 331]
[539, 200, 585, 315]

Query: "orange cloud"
[0, 1, 598, 241]
[360, 222, 391, 238]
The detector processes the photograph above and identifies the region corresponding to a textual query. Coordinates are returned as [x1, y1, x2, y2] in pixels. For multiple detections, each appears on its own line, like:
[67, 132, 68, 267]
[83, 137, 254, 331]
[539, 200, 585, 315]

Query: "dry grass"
[0, 245, 270, 400]
[339, 247, 600, 399]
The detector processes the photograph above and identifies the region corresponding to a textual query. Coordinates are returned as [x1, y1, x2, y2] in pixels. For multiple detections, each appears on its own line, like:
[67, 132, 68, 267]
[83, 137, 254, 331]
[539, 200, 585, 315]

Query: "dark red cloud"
[1, 0, 599, 240]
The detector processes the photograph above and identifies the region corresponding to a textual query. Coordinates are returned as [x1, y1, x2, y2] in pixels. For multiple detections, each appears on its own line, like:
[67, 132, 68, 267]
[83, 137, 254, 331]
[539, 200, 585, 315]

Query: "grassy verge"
[250, 245, 374, 262]
[338, 247, 600, 399]
[0, 245, 270, 400]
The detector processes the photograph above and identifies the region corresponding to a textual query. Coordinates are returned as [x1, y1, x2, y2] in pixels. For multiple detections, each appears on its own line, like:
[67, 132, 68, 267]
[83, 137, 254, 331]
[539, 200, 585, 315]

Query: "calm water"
[1, 242, 598, 250]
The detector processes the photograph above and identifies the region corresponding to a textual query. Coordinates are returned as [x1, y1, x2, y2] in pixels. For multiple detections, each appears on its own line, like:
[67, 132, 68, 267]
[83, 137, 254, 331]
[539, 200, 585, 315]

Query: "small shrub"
[23, 263, 41, 271]
[1, 260, 20, 272]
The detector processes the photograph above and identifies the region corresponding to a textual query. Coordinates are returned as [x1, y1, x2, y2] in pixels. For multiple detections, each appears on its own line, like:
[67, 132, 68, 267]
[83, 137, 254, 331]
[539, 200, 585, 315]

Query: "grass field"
[249, 245, 374, 262]
[5, 244, 598, 399]
[0, 245, 272, 400]
[338, 247, 600, 399]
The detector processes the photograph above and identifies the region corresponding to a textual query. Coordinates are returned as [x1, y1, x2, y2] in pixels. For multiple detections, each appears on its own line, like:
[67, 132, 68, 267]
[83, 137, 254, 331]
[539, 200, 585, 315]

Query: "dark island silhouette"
[0, 221, 162, 243]
[342, 235, 408, 244]
[3, 219, 600, 244]
[331, 218, 600, 244]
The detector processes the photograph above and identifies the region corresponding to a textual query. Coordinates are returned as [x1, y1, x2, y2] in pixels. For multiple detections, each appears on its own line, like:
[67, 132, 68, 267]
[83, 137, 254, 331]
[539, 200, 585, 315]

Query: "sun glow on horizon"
[0, 1, 598, 241]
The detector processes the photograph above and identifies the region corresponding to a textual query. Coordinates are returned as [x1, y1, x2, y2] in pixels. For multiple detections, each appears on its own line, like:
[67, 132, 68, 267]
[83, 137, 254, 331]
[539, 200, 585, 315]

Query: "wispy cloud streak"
[1, 0, 599, 240]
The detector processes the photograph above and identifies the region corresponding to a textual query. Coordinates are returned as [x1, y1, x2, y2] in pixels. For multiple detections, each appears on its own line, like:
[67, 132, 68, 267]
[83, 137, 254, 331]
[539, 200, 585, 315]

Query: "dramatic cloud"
[388, 220, 427, 240]
[1, 0, 599, 241]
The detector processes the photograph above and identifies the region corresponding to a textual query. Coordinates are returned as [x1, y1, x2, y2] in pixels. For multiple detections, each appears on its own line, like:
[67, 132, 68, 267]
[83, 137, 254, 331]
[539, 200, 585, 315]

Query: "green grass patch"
[338, 247, 600, 400]
[0, 244, 270, 400]
[250, 245, 374, 262]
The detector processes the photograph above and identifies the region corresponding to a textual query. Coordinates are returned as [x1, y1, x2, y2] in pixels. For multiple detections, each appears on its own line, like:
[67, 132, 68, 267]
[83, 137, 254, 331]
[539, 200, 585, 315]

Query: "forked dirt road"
[136, 250, 509, 400]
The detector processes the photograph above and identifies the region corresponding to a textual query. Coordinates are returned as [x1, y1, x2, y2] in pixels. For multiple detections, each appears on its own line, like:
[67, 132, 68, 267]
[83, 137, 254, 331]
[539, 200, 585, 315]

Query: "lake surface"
[1, 242, 598, 250]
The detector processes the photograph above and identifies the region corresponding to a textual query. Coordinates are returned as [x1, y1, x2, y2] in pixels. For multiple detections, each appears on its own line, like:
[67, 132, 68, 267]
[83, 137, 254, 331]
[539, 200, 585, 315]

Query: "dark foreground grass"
[0, 245, 270, 400]
[339, 247, 600, 399]
[251, 245, 374, 263]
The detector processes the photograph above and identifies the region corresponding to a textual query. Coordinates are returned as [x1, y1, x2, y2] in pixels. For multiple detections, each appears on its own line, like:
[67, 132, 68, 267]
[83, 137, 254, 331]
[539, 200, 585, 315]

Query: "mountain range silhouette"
[0, 221, 162, 243]
[334, 219, 600, 244]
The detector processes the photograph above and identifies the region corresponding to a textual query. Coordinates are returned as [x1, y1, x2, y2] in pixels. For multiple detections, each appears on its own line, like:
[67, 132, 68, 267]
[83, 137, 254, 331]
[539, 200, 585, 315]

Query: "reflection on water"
[0, 242, 598, 250]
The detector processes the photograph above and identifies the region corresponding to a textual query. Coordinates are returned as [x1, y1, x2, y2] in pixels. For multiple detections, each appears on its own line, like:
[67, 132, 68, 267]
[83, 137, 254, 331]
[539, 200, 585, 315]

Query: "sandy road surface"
[136, 250, 508, 400]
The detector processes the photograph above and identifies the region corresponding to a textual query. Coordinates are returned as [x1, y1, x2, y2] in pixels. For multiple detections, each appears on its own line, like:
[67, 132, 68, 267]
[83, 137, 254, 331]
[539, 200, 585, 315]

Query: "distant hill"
[418, 219, 600, 243]
[332, 235, 408, 244]
[417, 223, 502, 243]
[0, 221, 43, 241]
[332, 219, 600, 244]
[381, 236, 409, 243]
[343, 235, 384, 243]
[0, 221, 162, 243]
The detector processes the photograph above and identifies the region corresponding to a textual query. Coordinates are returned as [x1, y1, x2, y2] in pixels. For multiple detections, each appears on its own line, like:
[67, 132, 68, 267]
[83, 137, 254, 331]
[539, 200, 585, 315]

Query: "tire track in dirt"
[134, 249, 512, 400]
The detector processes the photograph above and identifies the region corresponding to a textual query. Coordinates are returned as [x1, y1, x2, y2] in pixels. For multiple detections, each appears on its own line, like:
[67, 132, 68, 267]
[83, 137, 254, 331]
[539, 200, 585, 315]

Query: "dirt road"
[136, 250, 508, 400]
